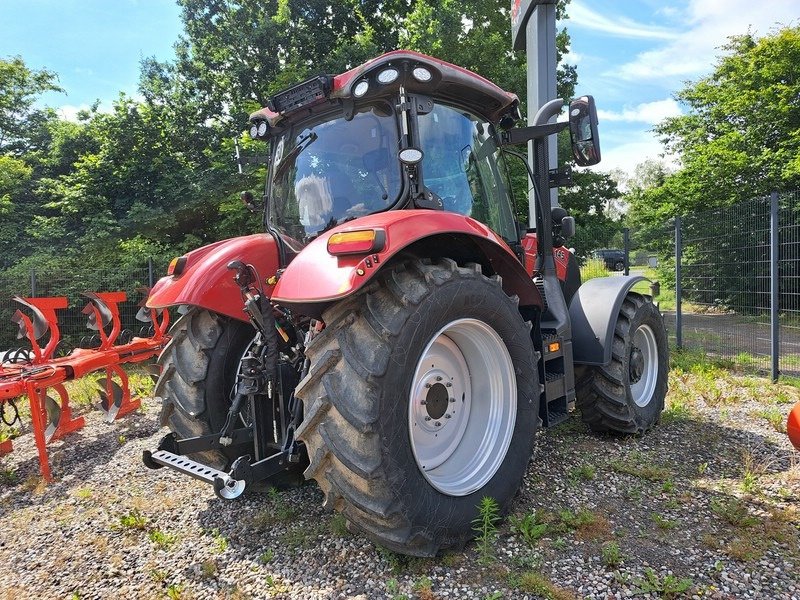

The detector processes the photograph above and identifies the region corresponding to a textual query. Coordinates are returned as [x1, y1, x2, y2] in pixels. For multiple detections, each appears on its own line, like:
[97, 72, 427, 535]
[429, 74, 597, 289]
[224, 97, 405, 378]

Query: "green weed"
[508, 511, 548, 546]
[118, 509, 148, 531]
[472, 496, 500, 564]
[149, 529, 177, 550]
[710, 498, 759, 528]
[632, 567, 693, 598]
[651, 513, 678, 530]
[600, 541, 623, 568]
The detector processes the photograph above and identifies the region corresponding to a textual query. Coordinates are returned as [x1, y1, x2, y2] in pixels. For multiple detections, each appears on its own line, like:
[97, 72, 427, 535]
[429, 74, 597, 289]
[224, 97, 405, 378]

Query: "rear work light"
[167, 256, 187, 276]
[327, 229, 386, 256]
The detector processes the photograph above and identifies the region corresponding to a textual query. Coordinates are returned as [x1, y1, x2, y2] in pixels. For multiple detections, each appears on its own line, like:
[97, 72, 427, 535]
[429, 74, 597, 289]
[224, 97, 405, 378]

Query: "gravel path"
[1, 369, 798, 600]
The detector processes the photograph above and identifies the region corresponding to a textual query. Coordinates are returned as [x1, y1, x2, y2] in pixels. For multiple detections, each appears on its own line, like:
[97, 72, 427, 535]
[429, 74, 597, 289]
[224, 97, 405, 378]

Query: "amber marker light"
[548, 341, 560, 353]
[327, 229, 386, 256]
[167, 256, 187, 276]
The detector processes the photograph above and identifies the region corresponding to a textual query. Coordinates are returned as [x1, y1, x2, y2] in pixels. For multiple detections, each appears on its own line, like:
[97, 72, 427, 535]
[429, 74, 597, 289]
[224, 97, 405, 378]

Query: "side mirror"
[560, 216, 575, 239]
[569, 95, 601, 167]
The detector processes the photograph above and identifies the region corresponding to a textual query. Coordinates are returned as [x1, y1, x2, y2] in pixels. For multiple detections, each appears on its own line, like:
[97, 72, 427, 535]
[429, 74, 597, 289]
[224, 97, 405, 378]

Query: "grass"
[609, 452, 673, 482]
[513, 571, 577, 600]
[579, 258, 611, 283]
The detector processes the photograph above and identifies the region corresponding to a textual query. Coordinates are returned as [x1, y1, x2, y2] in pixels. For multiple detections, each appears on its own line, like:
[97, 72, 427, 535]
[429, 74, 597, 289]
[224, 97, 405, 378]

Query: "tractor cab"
[249, 51, 523, 250]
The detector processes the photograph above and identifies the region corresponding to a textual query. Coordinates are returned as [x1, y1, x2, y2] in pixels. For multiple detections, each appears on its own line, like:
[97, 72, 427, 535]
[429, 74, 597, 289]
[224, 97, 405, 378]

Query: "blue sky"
[1, 0, 797, 177]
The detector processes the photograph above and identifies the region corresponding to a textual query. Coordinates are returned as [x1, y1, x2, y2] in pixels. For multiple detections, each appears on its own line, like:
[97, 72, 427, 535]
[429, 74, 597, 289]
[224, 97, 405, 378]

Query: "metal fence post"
[30, 268, 37, 297]
[623, 227, 630, 276]
[148, 257, 155, 288]
[675, 216, 682, 349]
[770, 191, 779, 381]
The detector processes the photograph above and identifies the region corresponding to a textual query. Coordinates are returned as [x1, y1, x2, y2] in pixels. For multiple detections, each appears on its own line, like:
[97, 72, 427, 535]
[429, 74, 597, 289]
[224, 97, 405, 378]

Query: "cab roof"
[250, 50, 519, 129]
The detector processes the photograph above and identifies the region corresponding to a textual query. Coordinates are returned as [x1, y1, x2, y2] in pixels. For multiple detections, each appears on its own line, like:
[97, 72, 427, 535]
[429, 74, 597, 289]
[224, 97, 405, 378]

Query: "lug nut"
[420, 399, 427, 405]
[434, 421, 441, 427]
[446, 382, 452, 387]
[424, 416, 431, 421]
[449, 397, 455, 403]
[436, 376, 442, 381]
[425, 383, 432, 388]
[444, 413, 452, 419]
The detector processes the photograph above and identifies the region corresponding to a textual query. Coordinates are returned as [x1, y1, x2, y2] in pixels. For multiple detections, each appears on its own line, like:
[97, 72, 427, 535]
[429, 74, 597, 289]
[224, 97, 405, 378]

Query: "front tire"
[295, 259, 539, 556]
[576, 292, 668, 433]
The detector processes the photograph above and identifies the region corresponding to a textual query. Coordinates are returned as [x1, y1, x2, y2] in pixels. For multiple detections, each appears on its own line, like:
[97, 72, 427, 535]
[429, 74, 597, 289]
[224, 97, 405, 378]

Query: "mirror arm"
[499, 121, 568, 146]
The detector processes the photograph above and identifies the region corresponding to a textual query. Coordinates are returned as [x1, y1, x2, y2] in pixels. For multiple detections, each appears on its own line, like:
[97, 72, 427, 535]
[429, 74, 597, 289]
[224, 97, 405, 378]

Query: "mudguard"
[147, 234, 280, 322]
[569, 276, 649, 366]
[271, 210, 543, 315]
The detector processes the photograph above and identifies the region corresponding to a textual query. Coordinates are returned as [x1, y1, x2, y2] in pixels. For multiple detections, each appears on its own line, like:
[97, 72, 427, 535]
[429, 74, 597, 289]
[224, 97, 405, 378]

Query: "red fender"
[788, 401, 800, 451]
[272, 210, 542, 314]
[147, 234, 280, 321]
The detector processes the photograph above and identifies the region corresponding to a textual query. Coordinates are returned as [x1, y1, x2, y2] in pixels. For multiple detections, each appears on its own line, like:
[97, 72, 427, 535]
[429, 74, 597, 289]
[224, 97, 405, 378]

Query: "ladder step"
[148, 449, 235, 487]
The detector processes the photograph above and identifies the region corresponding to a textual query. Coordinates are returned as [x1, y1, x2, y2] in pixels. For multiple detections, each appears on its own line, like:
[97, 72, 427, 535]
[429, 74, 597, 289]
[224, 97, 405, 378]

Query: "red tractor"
[144, 51, 669, 556]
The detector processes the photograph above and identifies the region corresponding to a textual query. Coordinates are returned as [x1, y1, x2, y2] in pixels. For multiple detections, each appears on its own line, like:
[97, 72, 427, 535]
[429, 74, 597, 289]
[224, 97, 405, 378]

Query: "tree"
[630, 26, 800, 228]
[559, 170, 621, 257]
[0, 56, 62, 154]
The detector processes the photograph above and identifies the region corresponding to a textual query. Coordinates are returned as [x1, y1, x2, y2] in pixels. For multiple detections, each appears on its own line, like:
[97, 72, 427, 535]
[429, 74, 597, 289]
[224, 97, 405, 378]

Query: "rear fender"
[271, 210, 543, 316]
[569, 276, 649, 366]
[147, 234, 280, 322]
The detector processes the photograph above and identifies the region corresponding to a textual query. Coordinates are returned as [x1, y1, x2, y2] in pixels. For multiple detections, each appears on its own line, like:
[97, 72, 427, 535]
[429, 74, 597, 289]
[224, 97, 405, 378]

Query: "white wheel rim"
[408, 318, 517, 496]
[630, 324, 658, 407]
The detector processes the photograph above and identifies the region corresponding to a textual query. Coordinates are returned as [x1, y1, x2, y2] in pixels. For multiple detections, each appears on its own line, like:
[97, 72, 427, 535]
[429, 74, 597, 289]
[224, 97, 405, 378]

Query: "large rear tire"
[575, 293, 668, 434]
[295, 258, 539, 556]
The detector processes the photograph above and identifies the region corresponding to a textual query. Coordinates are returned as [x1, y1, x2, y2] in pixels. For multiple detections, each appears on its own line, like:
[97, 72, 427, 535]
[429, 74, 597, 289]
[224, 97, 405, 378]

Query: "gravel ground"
[0, 368, 798, 600]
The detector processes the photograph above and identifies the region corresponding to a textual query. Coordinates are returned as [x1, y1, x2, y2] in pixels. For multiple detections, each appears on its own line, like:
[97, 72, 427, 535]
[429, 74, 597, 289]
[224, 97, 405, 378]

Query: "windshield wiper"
[273, 132, 318, 179]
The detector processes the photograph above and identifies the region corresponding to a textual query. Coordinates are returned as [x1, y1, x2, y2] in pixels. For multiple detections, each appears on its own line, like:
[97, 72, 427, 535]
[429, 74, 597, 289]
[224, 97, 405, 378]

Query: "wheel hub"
[425, 382, 450, 420]
[408, 318, 517, 496]
[629, 346, 644, 383]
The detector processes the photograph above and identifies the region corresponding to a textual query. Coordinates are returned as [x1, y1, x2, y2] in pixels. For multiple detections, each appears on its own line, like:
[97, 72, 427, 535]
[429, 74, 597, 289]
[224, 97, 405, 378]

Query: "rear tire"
[156, 308, 308, 487]
[295, 258, 539, 556]
[576, 293, 668, 434]
[155, 309, 256, 469]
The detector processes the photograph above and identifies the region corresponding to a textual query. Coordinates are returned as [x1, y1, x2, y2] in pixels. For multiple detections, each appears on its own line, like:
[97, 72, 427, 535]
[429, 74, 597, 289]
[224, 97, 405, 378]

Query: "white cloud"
[597, 99, 682, 125]
[592, 131, 680, 179]
[615, 0, 799, 81]
[560, 49, 583, 65]
[566, 2, 680, 40]
[57, 102, 113, 122]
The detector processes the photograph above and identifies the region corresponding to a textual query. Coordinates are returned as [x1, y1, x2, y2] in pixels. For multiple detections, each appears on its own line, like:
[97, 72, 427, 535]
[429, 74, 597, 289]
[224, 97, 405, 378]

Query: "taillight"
[327, 229, 386, 256]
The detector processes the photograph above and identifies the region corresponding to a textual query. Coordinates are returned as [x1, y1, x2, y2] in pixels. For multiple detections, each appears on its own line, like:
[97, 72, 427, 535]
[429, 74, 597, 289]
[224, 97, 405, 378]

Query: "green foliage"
[579, 258, 610, 283]
[600, 541, 623, 568]
[628, 26, 800, 271]
[509, 511, 549, 546]
[632, 567, 693, 599]
[559, 169, 622, 258]
[118, 509, 148, 531]
[472, 496, 501, 564]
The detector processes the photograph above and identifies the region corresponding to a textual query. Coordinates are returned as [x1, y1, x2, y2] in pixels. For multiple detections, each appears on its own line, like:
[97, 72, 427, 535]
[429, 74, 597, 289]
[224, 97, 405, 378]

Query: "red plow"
[0, 291, 169, 481]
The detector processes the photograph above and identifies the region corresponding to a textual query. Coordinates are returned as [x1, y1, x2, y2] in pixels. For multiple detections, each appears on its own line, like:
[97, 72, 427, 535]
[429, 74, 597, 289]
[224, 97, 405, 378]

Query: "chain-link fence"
[645, 190, 800, 379]
[0, 260, 163, 353]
